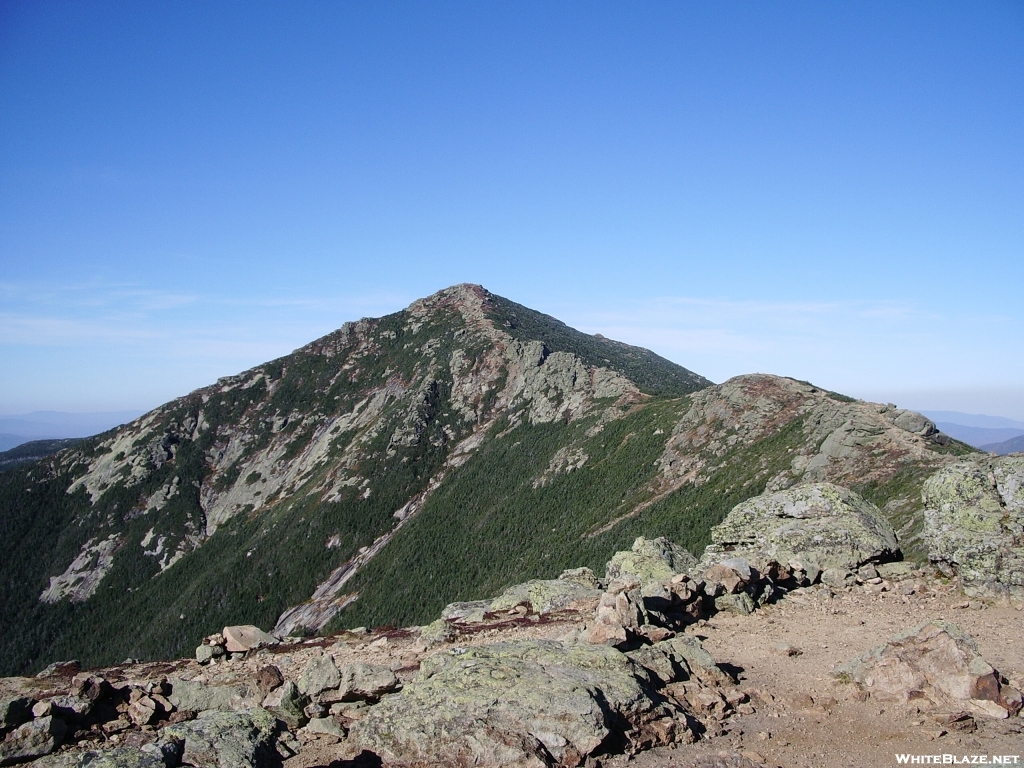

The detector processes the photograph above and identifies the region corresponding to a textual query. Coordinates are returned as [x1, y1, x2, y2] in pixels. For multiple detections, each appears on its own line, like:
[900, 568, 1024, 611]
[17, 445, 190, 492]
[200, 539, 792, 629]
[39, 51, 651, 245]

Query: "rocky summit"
[0, 285, 985, 680]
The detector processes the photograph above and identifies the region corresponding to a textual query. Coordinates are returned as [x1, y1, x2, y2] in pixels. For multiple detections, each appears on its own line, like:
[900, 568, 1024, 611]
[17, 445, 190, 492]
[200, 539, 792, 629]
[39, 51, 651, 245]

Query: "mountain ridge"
[0, 284, 970, 675]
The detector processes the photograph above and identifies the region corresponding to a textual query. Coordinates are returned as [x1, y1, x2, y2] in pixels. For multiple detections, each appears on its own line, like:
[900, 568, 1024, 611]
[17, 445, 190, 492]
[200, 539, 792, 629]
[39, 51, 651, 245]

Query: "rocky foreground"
[2, 468, 1023, 767]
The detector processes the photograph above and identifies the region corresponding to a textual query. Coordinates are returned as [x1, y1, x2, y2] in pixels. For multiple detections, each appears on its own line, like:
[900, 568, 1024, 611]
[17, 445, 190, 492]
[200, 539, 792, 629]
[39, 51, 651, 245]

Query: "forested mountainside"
[0, 284, 972, 674]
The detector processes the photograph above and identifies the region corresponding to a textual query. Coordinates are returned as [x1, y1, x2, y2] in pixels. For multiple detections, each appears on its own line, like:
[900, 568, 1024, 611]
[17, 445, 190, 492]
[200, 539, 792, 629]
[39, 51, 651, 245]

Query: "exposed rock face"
[348, 639, 692, 767]
[700, 483, 900, 572]
[39, 536, 122, 604]
[832, 621, 1023, 719]
[922, 456, 1024, 604]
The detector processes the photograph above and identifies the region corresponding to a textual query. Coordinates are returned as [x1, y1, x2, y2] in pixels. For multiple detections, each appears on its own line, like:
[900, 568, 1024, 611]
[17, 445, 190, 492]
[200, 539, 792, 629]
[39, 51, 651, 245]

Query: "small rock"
[127, 696, 158, 726]
[262, 681, 308, 730]
[255, 664, 285, 696]
[774, 643, 802, 657]
[195, 643, 225, 664]
[305, 716, 347, 739]
[821, 568, 855, 589]
[714, 592, 756, 616]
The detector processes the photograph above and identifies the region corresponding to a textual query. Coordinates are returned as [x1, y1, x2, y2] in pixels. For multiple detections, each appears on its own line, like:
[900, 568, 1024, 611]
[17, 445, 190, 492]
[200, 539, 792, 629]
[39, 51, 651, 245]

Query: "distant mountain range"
[0, 411, 145, 451]
[918, 411, 1024, 453]
[0, 285, 976, 675]
[980, 434, 1024, 456]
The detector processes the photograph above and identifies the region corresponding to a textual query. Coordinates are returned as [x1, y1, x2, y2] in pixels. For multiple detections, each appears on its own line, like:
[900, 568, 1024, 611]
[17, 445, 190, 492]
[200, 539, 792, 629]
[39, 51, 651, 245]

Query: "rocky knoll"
[923, 455, 1024, 605]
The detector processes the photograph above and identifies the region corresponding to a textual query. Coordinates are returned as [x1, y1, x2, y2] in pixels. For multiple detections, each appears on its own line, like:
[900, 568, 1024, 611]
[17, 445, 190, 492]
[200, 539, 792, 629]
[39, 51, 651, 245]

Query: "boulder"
[349, 639, 690, 767]
[304, 716, 347, 739]
[490, 578, 601, 615]
[440, 600, 491, 624]
[704, 558, 752, 594]
[626, 637, 722, 687]
[222, 625, 280, 653]
[700, 483, 899, 572]
[32, 745, 176, 768]
[254, 665, 284, 696]
[262, 680, 308, 730]
[332, 663, 399, 701]
[607, 536, 697, 583]
[167, 677, 258, 712]
[558, 566, 602, 589]
[832, 621, 1023, 719]
[922, 456, 1024, 604]
[587, 587, 645, 648]
[196, 643, 225, 664]
[0, 696, 33, 729]
[161, 707, 288, 768]
[297, 652, 341, 697]
[0, 715, 67, 765]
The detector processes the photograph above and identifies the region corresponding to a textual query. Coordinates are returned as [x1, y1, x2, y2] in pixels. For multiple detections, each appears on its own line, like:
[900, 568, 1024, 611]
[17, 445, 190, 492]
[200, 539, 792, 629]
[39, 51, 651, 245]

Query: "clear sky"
[1, 2, 1022, 419]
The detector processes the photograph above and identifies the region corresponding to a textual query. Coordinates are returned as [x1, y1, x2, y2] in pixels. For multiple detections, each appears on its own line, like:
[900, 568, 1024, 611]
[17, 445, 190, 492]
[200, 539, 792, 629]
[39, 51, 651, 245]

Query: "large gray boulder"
[490, 578, 602, 615]
[922, 456, 1024, 604]
[161, 707, 287, 768]
[0, 715, 66, 765]
[606, 536, 697, 583]
[349, 639, 688, 766]
[167, 677, 258, 712]
[699, 483, 899, 572]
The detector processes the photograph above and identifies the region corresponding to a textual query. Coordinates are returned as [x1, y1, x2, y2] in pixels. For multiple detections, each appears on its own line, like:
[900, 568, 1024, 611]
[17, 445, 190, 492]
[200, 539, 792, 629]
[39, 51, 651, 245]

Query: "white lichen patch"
[40, 534, 122, 603]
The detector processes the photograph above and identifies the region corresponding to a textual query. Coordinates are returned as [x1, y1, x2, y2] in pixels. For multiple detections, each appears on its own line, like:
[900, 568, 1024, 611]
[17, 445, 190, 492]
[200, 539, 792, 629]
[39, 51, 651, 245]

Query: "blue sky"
[1, 2, 1022, 418]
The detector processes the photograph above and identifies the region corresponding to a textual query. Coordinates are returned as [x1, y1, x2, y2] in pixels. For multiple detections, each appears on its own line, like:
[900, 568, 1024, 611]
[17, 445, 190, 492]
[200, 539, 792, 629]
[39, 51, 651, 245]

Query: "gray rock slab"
[161, 707, 284, 768]
[349, 639, 676, 767]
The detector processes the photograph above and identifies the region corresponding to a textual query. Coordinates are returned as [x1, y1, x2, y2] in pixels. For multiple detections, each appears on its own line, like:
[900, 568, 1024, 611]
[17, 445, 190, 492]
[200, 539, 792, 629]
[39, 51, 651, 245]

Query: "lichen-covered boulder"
[297, 652, 341, 697]
[922, 456, 1024, 604]
[161, 707, 288, 768]
[832, 621, 1023, 719]
[349, 639, 687, 767]
[32, 745, 172, 768]
[606, 536, 697, 583]
[700, 483, 899, 572]
[490, 578, 602, 615]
